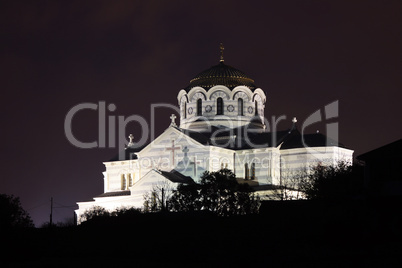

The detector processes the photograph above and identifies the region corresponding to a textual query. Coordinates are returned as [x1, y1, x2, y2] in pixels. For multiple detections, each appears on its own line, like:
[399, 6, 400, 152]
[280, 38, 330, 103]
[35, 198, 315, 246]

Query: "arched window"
[121, 174, 127, 190]
[183, 102, 187, 119]
[217, 97, 223, 115]
[238, 98, 244, 116]
[245, 163, 249, 180]
[197, 99, 202, 116]
[251, 163, 255, 180]
[255, 101, 258, 116]
[128, 174, 133, 187]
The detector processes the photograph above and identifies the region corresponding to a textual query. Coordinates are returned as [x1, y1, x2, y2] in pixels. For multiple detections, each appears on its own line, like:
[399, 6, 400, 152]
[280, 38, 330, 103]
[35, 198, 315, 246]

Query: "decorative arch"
[231, 86, 253, 101]
[207, 86, 231, 100]
[252, 91, 265, 119]
[177, 89, 188, 105]
[252, 88, 267, 103]
[180, 95, 189, 103]
[191, 92, 207, 102]
[233, 91, 250, 102]
[252, 93, 262, 102]
[210, 91, 230, 101]
[253, 92, 264, 106]
[188, 87, 207, 101]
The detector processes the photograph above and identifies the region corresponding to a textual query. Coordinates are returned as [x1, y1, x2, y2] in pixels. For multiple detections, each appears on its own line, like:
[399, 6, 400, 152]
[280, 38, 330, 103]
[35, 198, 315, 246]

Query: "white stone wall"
[234, 148, 279, 185]
[77, 125, 354, 223]
[76, 169, 178, 223]
[102, 127, 212, 192]
[280, 146, 354, 178]
[103, 160, 139, 192]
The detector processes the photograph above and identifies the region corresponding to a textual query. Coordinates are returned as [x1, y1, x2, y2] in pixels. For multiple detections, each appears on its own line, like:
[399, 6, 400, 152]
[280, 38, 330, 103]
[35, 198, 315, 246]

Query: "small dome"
[185, 62, 257, 91]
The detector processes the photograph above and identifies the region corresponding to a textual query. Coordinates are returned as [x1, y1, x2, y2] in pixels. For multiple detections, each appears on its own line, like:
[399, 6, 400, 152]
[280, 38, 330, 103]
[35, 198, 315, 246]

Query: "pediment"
[134, 127, 209, 173]
[138, 127, 206, 156]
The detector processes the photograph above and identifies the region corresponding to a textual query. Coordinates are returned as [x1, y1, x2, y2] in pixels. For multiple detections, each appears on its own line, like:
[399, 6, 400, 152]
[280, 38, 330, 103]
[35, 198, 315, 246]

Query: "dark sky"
[1, 0, 401, 226]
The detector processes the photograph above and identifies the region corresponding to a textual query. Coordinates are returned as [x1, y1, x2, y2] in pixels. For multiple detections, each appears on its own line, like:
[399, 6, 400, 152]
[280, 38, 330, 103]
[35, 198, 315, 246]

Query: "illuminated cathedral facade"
[76, 49, 353, 220]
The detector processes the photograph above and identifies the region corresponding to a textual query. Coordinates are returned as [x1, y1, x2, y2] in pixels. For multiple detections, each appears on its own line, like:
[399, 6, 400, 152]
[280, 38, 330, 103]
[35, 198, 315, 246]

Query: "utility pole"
[49, 197, 53, 227]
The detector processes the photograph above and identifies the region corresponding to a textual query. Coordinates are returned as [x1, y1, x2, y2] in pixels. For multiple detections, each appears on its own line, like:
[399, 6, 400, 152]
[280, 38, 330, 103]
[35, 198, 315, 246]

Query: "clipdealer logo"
[64, 100, 340, 164]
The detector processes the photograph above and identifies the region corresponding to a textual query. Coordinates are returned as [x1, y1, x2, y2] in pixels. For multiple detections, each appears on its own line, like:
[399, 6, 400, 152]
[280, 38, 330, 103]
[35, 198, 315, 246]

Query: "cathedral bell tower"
[177, 44, 266, 131]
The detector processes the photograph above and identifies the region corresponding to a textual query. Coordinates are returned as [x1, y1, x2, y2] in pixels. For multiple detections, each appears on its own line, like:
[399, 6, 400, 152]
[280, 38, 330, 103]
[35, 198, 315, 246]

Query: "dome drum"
[177, 62, 266, 130]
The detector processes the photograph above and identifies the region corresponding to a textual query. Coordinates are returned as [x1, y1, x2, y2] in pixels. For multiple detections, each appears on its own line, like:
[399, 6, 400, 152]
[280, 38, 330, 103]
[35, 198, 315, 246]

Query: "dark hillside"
[2, 199, 402, 267]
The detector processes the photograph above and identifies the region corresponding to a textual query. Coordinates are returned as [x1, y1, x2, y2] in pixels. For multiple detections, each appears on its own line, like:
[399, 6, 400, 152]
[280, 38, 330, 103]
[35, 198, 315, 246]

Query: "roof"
[179, 124, 348, 151]
[185, 62, 257, 91]
[357, 139, 402, 161]
[279, 128, 346, 150]
[177, 125, 290, 150]
[159, 169, 195, 184]
[250, 184, 283, 192]
[108, 124, 349, 161]
[92, 170, 193, 199]
[95, 190, 131, 198]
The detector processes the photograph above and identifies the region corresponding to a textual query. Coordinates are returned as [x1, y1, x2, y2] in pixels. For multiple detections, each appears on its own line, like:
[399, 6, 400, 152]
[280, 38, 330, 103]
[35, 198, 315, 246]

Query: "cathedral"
[76, 48, 353, 219]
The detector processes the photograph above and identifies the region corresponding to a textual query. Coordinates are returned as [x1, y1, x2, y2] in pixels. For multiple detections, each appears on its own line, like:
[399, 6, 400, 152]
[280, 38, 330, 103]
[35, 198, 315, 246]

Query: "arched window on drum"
[197, 99, 202, 116]
[254, 101, 258, 116]
[216, 97, 224, 115]
[238, 98, 244, 116]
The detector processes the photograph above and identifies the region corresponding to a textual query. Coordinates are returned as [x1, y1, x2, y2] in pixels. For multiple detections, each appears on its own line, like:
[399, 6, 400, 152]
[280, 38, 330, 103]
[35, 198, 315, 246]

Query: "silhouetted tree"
[269, 168, 308, 201]
[40, 217, 76, 228]
[143, 180, 174, 212]
[299, 161, 363, 200]
[169, 168, 260, 216]
[79, 206, 143, 224]
[79, 206, 110, 223]
[168, 182, 201, 212]
[0, 194, 34, 229]
[112, 207, 142, 217]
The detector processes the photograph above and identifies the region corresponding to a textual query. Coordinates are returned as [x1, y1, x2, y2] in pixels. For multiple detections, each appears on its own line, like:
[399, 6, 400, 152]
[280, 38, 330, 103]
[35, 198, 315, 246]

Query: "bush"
[169, 169, 260, 216]
[300, 161, 363, 200]
[0, 194, 34, 229]
[80, 206, 110, 223]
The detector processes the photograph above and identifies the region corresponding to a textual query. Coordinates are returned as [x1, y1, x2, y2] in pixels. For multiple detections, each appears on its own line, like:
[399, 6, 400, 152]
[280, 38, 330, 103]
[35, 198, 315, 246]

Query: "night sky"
[1, 1, 401, 226]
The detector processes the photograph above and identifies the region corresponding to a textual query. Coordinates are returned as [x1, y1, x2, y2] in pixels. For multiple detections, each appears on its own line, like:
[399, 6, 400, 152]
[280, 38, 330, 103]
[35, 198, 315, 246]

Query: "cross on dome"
[220, 43, 224, 62]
